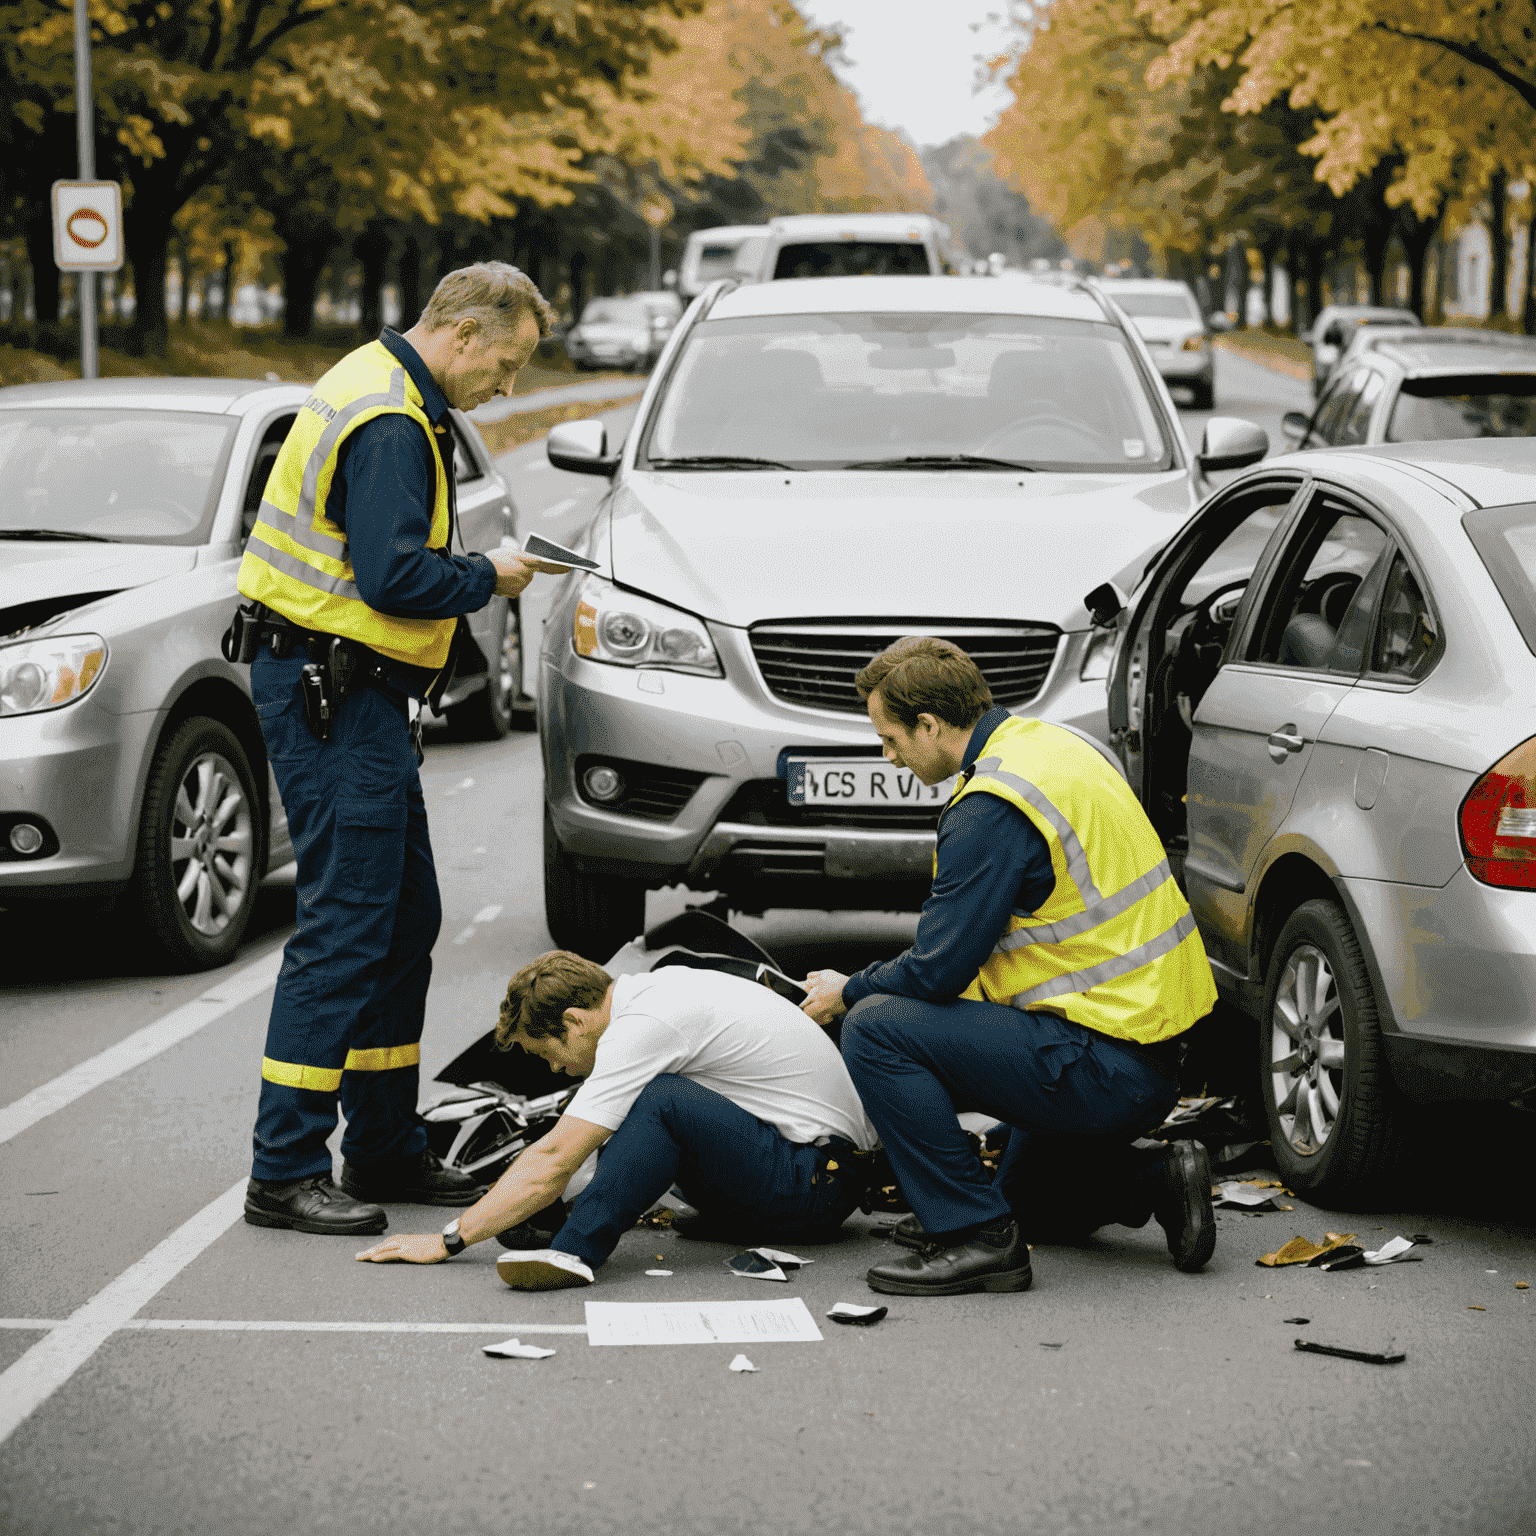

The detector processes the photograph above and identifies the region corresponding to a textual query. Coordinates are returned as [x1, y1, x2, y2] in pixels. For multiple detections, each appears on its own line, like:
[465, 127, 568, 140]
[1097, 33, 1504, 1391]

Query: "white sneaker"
[496, 1248, 595, 1290]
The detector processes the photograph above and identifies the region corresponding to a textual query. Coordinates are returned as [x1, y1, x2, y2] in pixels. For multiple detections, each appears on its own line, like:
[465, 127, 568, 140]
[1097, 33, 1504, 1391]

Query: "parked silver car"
[1100, 437, 1536, 1201]
[0, 377, 522, 969]
[1305, 304, 1419, 396]
[1096, 278, 1215, 409]
[563, 297, 661, 372]
[533, 273, 1268, 957]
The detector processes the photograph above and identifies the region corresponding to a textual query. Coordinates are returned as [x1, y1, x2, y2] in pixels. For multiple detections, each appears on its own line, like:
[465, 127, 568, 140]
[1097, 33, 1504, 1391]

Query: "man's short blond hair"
[418, 261, 557, 340]
[496, 951, 613, 1049]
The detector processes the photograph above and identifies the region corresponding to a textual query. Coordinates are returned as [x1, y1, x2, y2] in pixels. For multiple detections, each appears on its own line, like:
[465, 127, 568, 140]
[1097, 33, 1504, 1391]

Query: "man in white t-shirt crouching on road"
[354, 951, 879, 1288]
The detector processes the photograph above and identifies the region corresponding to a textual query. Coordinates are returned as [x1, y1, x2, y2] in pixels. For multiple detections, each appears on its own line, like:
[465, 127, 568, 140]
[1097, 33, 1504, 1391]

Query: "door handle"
[1267, 724, 1305, 762]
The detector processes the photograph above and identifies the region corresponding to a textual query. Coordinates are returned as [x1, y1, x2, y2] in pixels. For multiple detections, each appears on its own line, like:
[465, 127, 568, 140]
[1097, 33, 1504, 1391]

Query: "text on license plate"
[786, 758, 957, 807]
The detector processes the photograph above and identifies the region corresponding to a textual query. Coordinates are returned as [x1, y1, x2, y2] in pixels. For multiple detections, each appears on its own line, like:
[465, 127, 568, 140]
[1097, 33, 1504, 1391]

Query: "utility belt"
[222, 602, 421, 760]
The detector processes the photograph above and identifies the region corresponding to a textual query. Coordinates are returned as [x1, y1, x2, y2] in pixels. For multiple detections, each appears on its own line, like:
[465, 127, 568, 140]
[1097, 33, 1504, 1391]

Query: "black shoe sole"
[866, 1264, 1033, 1296]
[338, 1178, 486, 1208]
[1160, 1143, 1216, 1273]
[244, 1205, 387, 1236]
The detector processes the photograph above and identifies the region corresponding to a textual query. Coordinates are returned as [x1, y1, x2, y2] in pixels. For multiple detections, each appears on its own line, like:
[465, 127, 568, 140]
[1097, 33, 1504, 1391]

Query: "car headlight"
[573, 578, 722, 677]
[1079, 628, 1118, 683]
[1182, 335, 1209, 352]
[0, 633, 108, 717]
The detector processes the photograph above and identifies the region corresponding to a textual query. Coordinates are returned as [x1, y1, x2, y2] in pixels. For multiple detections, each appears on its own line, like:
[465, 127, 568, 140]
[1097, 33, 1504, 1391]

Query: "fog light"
[9, 822, 45, 855]
[583, 766, 625, 803]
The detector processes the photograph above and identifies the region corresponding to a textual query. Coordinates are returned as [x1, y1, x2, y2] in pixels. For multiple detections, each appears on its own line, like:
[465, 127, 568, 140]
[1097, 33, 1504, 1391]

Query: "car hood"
[605, 470, 1195, 629]
[0, 542, 197, 625]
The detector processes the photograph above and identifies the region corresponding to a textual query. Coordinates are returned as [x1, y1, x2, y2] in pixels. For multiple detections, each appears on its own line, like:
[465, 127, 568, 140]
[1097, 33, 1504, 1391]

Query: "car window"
[1249, 505, 1390, 671]
[1386, 375, 1536, 441]
[1464, 502, 1536, 654]
[448, 418, 484, 484]
[1109, 292, 1201, 321]
[1366, 553, 1442, 681]
[772, 241, 932, 279]
[646, 311, 1172, 473]
[241, 414, 295, 540]
[1175, 491, 1298, 610]
[0, 407, 238, 546]
[1305, 373, 1366, 447]
[1334, 370, 1386, 446]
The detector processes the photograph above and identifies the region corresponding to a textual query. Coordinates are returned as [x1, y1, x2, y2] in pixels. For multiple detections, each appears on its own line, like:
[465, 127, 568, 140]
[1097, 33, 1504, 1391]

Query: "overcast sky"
[792, 0, 1018, 149]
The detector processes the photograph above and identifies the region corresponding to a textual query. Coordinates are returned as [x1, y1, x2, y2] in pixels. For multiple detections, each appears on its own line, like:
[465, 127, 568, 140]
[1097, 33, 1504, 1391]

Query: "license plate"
[785, 757, 957, 807]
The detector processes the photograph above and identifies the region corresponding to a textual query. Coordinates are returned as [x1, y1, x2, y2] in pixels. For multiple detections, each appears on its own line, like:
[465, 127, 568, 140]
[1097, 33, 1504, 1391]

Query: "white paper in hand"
[482, 1337, 557, 1359]
[521, 530, 599, 570]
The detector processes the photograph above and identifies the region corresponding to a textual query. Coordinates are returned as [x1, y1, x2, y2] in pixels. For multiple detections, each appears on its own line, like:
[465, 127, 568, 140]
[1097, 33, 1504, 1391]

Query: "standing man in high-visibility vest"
[800, 637, 1218, 1296]
[233, 263, 570, 1237]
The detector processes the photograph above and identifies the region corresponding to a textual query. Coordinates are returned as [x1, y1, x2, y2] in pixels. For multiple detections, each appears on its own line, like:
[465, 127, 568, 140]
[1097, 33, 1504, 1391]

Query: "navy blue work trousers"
[840, 993, 1180, 1240]
[551, 1075, 862, 1270]
[249, 648, 438, 1182]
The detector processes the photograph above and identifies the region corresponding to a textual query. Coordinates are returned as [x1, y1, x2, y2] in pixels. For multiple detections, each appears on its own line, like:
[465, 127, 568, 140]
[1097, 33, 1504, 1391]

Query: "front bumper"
[540, 618, 1110, 902]
[0, 696, 157, 895]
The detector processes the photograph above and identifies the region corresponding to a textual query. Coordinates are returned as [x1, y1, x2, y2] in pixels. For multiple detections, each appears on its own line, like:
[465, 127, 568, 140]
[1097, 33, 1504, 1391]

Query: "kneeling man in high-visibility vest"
[800, 636, 1218, 1296]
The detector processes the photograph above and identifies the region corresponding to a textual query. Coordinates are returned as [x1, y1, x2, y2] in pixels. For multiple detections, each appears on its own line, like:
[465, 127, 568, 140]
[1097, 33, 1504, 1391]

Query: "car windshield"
[582, 300, 648, 326]
[1464, 503, 1536, 654]
[645, 311, 1172, 473]
[0, 408, 238, 545]
[1387, 376, 1536, 441]
[772, 242, 931, 280]
[1109, 292, 1199, 321]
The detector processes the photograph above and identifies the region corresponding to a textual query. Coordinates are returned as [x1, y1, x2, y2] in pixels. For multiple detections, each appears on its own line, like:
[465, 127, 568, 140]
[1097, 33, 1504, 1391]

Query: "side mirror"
[1281, 410, 1310, 442]
[1197, 416, 1269, 472]
[1083, 581, 1128, 628]
[547, 419, 618, 477]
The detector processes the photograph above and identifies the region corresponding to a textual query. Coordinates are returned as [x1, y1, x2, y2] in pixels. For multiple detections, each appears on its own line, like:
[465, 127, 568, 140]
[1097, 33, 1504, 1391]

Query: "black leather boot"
[866, 1218, 1033, 1296]
[340, 1148, 485, 1207]
[244, 1174, 387, 1235]
[1153, 1140, 1216, 1272]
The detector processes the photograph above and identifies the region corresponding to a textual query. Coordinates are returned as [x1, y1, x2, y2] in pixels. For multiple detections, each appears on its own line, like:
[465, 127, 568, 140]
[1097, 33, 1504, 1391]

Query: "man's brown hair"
[496, 951, 612, 1049]
[855, 635, 993, 729]
[419, 261, 557, 340]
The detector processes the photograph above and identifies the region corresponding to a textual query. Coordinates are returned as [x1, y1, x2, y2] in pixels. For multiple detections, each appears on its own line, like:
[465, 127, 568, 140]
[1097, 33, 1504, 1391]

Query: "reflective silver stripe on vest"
[254, 498, 346, 559]
[969, 756, 1103, 904]
[298, 366, 408, 528]
[244, 533, 364, 603]
[1006, 909, 1198, 1010]
[994, 859, 1173, 951]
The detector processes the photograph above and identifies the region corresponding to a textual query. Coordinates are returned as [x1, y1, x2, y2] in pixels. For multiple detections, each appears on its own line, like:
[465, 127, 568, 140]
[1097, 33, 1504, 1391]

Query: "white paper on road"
[482, 1337, 557, 1359]
[584, 1297, 823, 1346]
[729, 1355, 758, 1372]
[1364, 1236, 1421, 1265]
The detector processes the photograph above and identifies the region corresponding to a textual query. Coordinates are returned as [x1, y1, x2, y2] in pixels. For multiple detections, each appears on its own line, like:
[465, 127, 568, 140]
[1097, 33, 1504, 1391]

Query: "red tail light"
[1460, 735, 1536, 889]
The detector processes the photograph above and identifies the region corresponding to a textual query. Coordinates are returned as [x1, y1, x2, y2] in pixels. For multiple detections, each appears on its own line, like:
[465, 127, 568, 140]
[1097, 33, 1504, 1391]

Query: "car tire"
[1259, 899, 1406, 1206]
[543, 804, 645, 961]
[446, 599, 525, 740]
[1190, 378, 1215, 410]
[133, 717, 263, 972]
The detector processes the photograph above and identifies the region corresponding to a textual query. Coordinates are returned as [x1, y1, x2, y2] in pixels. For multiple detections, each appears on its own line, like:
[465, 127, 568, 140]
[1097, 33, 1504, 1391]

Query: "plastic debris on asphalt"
[727, 1248, 813, 1282]
[645, 1269, 673, 1277]
[482, 1338, 557, 1359]
[1259, 1232, 1357, 1267]
[1155, 1097, 1264, 1172]
[826, 1303, 887, 1326]
[1283, 1317, 1310, 1325]
[729, 1354, 758, 1372]
[1364, 1236, 1423, 1266]
[1295, 1338, 1405, 1366]
[1214, 1181, 1284, 1210]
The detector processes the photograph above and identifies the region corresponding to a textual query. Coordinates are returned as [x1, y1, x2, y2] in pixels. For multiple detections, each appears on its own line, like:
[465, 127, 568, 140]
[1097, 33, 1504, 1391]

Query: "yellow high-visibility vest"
[237, 339, 456, 668]
[947, 715, 1216, 1044]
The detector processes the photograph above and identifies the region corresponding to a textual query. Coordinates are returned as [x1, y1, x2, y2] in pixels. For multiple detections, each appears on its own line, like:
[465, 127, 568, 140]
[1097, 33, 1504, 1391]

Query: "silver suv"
[535, 274, 1268, 957]
[0, 377, 522, 969]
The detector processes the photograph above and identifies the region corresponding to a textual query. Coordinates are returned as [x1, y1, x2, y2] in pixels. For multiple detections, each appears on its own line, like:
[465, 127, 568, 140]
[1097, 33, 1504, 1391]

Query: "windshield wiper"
[841, 454, 1041, 471]
[0, 528, 119, 542]
[646, 455, 794, 471]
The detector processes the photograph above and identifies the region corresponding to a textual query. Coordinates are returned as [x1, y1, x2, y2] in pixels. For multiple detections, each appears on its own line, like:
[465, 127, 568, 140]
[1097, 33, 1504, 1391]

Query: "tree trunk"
[216, 239, 237, 322]
[1523, 219, 1536, 336]
[125, 200, 174, 355]
[24, 211, 60, 326]
[279, 240, 328, 339]
[1487, 169, 1509, 321]
[354, 222, 391, 339]
[397, 234, 423, 328]
[1281, 250, 1298, 333]
[1398, 202, 1441, 321]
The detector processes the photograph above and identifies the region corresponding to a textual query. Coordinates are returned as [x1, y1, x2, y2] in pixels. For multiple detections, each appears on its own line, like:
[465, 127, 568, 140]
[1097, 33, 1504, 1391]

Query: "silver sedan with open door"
[1098, 438, 1536, 1203]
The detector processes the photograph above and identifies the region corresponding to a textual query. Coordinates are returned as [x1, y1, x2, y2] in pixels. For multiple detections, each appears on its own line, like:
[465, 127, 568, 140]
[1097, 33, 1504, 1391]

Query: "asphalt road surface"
[3, 349, 1533, 1536]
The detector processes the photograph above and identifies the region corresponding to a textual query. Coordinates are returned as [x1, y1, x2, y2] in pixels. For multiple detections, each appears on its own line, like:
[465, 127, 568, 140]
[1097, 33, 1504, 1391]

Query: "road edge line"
[122, 1320, 590, 1334]
[0, 947, 283, 1146]
[0, 1179, 246, 1447]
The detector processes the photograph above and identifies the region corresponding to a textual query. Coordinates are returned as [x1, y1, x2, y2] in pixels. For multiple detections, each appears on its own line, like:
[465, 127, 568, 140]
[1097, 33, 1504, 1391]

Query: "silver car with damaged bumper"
[535, 274, 1268, 958]
[1104, 437, 1536, 1201]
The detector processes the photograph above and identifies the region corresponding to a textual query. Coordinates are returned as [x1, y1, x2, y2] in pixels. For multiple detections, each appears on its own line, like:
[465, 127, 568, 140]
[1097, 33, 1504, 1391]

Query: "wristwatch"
[441, 1218, 466, 1258]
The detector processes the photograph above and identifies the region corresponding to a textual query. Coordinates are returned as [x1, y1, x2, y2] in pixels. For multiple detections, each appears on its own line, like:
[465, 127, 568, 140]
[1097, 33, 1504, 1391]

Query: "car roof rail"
[696, 277, 739, 322]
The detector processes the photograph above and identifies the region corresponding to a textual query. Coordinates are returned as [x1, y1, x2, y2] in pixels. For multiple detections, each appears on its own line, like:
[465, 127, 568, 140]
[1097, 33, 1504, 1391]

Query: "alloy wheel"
[495, 608, 520, 719]
[1269, 942, 1347, 1155]
[168, 750, 254, 937]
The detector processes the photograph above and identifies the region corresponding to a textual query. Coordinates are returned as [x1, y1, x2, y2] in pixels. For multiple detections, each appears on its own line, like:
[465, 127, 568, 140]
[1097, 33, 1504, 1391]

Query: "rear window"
[1464, 503, 1536, 654]
[1110, 292, 1200, 322]
[1387, 376, 1536, 442]
[772, 241, 932, 280]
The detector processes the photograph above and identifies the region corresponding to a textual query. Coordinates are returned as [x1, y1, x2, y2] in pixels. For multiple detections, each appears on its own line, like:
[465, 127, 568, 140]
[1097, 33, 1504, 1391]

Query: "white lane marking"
[471, 905, 502, 925]
[450, 926, 478, 946]
[0, 1179, 246, 1446]
[0, 1320, 63, 1330]
[121, 1320, 589, 1335]
[542, 497, 579, 520]
[523, 460, 552, 472]
[471, 846, 487, 855]
[0, 948, 284, 1146]
[458, 777, 475, 789]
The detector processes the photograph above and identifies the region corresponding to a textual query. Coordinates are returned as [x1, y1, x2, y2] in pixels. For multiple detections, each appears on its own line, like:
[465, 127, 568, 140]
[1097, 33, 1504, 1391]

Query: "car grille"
[748, 623, 1061, 714]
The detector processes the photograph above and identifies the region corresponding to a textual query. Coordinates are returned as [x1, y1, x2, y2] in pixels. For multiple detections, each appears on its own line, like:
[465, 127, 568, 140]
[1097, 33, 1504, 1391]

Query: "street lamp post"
[74, 0, 97, 379]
